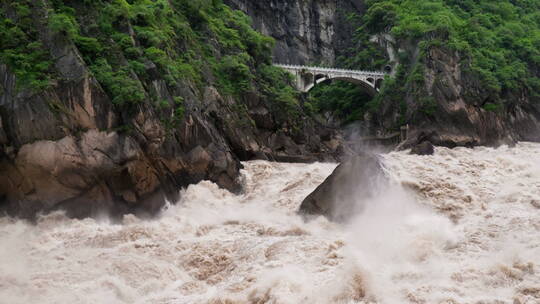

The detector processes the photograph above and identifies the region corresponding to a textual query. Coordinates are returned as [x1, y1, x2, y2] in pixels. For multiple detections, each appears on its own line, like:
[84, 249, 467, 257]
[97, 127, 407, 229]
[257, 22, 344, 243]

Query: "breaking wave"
[1, 142, 539, 303]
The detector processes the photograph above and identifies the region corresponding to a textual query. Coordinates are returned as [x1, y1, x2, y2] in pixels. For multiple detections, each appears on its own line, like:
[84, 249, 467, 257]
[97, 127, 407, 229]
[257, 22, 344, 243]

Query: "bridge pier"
[400, 124, 409, 142]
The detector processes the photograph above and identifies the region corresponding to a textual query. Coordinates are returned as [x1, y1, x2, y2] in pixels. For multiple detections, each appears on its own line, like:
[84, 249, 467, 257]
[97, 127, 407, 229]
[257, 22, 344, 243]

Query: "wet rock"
[0, 116, 7, 145]
[299, 153, 386, 222]
[0, 130, 150, 218]
[410, 141, 435, 156]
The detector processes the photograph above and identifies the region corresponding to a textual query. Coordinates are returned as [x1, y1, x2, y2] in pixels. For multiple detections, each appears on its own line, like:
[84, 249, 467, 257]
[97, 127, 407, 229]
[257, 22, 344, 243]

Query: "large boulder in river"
[299, 153, 386, 222]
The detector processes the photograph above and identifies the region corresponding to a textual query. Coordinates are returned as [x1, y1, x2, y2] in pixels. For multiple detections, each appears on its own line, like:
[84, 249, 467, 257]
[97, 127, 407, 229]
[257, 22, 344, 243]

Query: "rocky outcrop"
[0, 2, 346, 219]
[410, 140, 435, 156]
[0, 62, 344, 220]
[380, 47, 540, 148]
[0, 57, 243, 218]
[223, 0, 364, 65]
[299, 153, 385, 221]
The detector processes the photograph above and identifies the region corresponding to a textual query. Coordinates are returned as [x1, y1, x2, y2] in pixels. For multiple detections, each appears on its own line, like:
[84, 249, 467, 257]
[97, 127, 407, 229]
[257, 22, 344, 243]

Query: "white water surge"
[1, 142, 540, 303]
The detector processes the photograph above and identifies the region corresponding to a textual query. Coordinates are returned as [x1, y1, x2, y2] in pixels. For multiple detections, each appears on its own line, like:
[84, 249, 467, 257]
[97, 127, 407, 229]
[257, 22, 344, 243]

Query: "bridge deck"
[274, 64, 386, 77]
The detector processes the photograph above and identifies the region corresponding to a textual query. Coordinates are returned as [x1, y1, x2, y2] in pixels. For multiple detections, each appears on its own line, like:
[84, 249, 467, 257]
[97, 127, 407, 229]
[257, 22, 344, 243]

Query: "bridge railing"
[274, 63, 387, 77]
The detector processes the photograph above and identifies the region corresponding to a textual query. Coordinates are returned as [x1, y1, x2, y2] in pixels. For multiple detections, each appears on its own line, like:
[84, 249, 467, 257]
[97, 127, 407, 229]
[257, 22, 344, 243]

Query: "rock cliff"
[223, 0, 363, 65]
[217, 1, 540, 149]
[380, 46, 540, 148]
[0, 1, 344, 219]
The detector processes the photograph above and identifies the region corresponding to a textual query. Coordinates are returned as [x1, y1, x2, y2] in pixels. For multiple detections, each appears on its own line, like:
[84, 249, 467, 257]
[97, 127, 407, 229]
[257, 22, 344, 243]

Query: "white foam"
[0, 143, 539, 303]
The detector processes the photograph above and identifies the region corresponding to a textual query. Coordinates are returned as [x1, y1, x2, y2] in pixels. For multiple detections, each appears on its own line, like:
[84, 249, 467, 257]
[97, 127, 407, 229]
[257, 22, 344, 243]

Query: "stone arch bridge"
[274, 64, 387, 95]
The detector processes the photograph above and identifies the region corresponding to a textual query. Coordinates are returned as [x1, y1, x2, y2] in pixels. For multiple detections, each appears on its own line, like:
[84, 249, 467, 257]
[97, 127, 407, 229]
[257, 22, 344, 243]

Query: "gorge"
[1, 0, 540, 303]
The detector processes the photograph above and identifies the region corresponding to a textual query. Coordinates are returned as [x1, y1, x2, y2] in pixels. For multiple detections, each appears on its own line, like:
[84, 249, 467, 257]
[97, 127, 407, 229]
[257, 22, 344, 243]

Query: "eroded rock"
[0, 3, 347, 219]
[410, 141, 435, 156]
[299, 153, 386, 222]
[1, 130, 149, 217]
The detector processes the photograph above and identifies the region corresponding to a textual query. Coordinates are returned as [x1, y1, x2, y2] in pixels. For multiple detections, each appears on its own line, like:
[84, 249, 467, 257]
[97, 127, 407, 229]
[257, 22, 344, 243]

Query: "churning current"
[1, 143, 540, 304]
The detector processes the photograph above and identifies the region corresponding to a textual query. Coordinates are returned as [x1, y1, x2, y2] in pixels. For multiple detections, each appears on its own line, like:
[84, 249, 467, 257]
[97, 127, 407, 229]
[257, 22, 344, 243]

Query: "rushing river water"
[1, 143, 540, 304]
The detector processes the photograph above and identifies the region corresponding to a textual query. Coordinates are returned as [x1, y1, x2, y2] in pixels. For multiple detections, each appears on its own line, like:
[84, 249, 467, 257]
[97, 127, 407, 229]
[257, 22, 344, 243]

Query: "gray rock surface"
[410, 141, 435, 156]
[382, 47, 540, 148]
[299, 153, 386, 222]
[0, 62, 343, 218]
[223, 0, 363, 65]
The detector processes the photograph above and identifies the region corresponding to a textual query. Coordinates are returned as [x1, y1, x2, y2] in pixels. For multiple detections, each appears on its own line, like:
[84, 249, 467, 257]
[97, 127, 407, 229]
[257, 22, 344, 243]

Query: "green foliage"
[364, 2, 397, 33]
[45, 0, 277, 105]
[173, 96, 185, 121]
[0, 2, 53, 91]
[74, 36, 103, 59]
[144, 47, 168, 66]
[338, 35, 388, 70]
[1, 0, 298, 125]
[206, 5, 274, 62]
[215, 54, 252, 95]
[89, 59, 145, 106]
[483, 103, 503, 112]
[310, 0, 540, 125]
[307, 81, 372, 124]
[257, 64, 299, 116]
[160, 95, 186, 131]
[364, 0, 540, 96]
[49, 12, 79, 39]
[418, 96, 437, 116]
[525, 77, 540, 98]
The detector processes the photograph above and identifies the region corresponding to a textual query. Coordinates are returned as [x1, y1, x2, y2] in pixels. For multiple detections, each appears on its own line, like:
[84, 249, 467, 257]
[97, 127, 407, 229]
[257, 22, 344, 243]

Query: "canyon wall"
[224, 0, 364, 65]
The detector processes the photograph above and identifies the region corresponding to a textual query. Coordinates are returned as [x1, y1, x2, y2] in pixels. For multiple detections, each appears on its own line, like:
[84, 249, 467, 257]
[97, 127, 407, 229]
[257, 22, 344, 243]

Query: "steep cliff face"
[396, 47, 540, 147]
[372, 42, 540, 148]
[0, 1, 344, 219]
[287, 1, 540, 148]
[223, 0, 363, 65]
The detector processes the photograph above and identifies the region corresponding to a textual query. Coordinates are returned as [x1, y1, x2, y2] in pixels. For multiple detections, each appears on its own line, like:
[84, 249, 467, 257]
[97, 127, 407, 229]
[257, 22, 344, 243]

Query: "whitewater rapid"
[1, 142, 539, 303]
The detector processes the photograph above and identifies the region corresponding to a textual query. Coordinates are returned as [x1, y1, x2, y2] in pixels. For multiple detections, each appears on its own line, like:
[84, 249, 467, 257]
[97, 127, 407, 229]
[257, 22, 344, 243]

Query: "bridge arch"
[304, 76, 381, 96]
[274, 64, 387, 96]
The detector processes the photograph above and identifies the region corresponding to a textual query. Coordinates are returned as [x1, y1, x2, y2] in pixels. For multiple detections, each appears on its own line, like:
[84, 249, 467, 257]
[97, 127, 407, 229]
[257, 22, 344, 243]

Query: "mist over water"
[1, 143, 540, 303]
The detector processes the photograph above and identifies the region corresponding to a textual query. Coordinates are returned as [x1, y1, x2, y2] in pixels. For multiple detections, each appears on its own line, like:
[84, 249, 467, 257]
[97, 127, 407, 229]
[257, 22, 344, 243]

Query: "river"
[1, 142, 539, 303]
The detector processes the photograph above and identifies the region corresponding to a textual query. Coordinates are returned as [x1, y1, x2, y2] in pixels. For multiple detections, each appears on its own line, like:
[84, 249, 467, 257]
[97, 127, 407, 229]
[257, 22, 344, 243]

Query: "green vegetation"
[364, 0, 540, 96]
[308, 0, 540, 126]
[3, 0, 540, 132]
[483, 102, 503, 112]
[307, 81, 372, 123]
[257, 64, 299, 116]
[215, 54, 253, 95]
[0, 0, 298, 122]
[0, 1, 53, 91]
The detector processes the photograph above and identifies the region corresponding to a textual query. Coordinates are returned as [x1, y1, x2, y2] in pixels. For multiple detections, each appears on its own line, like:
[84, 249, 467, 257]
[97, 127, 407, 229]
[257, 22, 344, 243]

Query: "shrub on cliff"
[0, 0, 296, 117]
[0, 1, 53, 91]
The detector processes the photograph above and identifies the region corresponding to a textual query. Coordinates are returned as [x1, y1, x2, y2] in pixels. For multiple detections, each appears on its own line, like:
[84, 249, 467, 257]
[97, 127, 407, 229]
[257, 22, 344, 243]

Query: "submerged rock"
[410, 141, 435, 156]
[299, 153, 386, 222]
